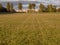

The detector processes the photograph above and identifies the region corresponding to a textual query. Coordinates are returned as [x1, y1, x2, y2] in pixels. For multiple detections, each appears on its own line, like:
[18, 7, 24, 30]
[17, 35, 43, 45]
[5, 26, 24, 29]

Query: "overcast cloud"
[0, 0, 60, 5]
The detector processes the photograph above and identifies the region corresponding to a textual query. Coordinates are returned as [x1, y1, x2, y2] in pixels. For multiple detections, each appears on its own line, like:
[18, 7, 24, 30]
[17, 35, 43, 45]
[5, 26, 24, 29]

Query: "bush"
[57, 8, 60, 12]
[0, 7, 7, 12]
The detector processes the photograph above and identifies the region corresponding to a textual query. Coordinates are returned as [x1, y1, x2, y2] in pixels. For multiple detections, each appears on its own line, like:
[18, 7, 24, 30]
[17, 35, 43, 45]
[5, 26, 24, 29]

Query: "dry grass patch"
[0, 13, 60, 45]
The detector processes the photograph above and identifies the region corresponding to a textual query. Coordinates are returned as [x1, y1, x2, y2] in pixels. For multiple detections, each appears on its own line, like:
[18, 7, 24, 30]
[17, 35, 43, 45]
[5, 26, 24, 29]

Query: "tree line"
[0, 2, 60, 13]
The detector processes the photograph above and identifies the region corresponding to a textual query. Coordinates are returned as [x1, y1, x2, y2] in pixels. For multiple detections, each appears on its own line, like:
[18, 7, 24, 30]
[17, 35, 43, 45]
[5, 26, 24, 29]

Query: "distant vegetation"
[0, 3, 7, 12]
[6, 2, 15, 12]
[0, 2, 60, 13]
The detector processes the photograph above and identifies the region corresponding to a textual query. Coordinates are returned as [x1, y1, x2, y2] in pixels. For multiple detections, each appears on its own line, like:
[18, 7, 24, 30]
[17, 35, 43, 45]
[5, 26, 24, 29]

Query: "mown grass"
[0, 13, 60, 45]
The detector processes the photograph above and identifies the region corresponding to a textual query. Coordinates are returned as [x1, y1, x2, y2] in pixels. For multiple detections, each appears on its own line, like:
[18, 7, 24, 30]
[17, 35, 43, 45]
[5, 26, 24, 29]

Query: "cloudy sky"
[0, 0, 60, 5]
[0, 0, 60, 2]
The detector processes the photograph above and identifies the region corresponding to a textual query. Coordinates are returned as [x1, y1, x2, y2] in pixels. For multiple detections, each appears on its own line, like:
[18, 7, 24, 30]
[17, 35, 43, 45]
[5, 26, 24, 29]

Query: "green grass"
[0, 13, 60, 45]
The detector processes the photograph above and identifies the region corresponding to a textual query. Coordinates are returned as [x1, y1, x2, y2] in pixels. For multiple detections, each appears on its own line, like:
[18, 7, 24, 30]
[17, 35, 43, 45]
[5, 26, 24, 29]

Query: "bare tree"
[39, 4, 45, 12]
[47, 4, 53, 12]
[0, 3, 2, 10]
[18, 3, 22, 10]
[6, 2, 10, 12]
[10, 3, 14, 12]
[28, 3, 36, 10]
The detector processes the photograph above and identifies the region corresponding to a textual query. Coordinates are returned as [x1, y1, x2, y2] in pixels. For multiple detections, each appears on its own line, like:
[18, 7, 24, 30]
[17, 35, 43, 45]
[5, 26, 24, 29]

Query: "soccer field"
[0, 13, 60, 45]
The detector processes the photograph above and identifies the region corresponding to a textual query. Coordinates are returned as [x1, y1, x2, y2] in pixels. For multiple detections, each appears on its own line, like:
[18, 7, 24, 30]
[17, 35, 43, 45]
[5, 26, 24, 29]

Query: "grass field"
[0, 13, 60, 45]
